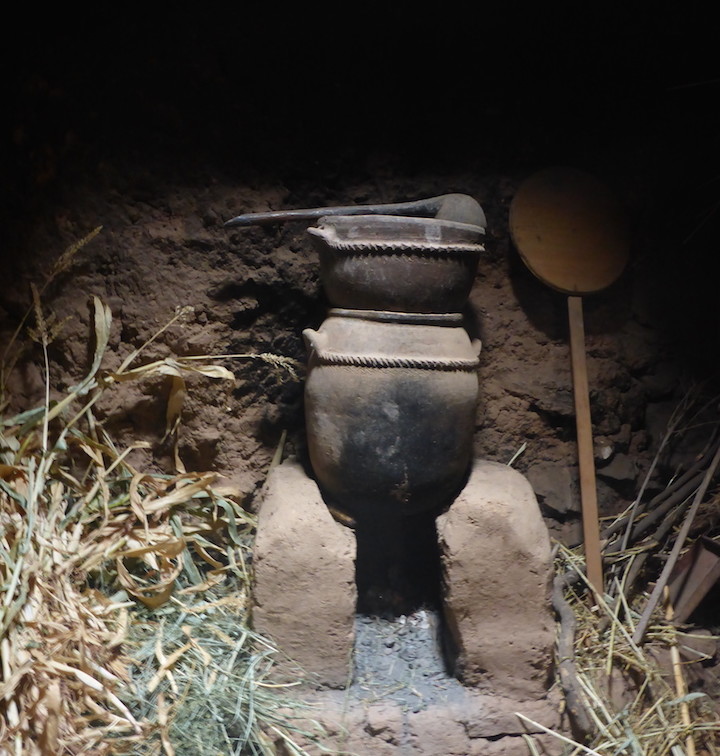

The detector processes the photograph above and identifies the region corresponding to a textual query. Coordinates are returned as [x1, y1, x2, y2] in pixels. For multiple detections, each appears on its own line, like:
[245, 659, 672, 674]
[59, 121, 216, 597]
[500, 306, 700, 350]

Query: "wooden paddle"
[509, 167, 630, 596]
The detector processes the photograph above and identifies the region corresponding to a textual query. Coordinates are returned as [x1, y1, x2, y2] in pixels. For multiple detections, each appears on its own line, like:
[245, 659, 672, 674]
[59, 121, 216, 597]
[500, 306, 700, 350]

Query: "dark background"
[2, 5, 718, 331]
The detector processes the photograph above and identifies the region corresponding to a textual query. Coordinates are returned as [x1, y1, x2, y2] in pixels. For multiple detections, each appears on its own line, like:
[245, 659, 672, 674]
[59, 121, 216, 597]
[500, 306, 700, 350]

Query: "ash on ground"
[349, 609, 467, 712]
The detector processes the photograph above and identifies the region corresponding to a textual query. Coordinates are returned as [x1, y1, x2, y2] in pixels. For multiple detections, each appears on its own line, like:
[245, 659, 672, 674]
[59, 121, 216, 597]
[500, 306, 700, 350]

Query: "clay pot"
[307, 215, 485, 313]
[303, 309, 481, 516]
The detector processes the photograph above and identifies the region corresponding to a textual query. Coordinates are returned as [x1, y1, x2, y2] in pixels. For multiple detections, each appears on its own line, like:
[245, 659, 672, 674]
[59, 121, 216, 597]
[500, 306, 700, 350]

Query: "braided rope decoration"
[311, 348, 480, 372]
[325, 240, 483, 257]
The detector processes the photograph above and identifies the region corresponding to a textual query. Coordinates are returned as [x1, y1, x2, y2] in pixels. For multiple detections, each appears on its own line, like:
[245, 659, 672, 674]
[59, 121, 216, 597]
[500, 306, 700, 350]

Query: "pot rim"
[308, 214, 486, 253]
[314, 213, 486, 235]
[327, 308, 464, 326]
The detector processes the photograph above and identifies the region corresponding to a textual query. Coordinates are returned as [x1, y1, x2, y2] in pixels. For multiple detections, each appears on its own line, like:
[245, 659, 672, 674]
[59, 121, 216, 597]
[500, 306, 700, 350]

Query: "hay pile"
[521, 544, 720, 755]
[526, 384, 720, 755]
[0, 250, 314, 755]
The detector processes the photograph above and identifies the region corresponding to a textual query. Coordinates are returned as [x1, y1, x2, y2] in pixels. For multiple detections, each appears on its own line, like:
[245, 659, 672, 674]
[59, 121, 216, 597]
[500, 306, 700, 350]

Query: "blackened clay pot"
[307, 215, 485, 313]
[303, 309, 482, 516]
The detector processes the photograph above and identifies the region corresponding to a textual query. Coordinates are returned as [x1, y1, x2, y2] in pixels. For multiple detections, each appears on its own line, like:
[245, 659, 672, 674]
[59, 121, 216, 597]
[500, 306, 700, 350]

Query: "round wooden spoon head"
[509, 167, 630, 295]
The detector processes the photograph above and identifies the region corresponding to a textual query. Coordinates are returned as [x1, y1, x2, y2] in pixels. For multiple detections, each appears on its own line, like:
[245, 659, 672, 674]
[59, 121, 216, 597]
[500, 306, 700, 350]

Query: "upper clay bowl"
[307, 215, 485, 314]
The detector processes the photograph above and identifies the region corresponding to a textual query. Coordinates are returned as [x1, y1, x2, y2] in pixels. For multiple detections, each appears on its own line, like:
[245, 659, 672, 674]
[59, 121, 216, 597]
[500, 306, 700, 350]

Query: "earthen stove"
[225, 195, 563, 754]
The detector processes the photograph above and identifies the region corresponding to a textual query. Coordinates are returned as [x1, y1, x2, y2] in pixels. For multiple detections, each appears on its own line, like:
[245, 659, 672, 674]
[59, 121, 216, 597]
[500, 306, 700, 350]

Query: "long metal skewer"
[224, 193, 486, 228]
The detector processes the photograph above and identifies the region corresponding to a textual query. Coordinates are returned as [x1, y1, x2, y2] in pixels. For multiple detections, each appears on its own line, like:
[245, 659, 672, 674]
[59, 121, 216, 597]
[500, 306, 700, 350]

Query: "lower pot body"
[303, 310, 479, 516]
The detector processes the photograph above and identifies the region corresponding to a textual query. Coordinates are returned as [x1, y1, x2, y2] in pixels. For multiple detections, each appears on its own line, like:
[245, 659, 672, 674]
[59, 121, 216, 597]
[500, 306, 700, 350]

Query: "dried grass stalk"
[2, 288, 311, 755]
[525, 544, 720, 755]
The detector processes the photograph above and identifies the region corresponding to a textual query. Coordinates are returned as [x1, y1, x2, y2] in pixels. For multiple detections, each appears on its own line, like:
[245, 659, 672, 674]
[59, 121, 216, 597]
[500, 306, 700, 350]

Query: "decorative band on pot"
[304, 348, 480, 372]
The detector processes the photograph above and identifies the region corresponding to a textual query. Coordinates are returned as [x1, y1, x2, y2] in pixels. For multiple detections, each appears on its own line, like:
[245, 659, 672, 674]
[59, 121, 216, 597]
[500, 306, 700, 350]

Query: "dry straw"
[1, 242, 313, 755]
[523, 383, 720, 755]
[530, 543, 720, 755]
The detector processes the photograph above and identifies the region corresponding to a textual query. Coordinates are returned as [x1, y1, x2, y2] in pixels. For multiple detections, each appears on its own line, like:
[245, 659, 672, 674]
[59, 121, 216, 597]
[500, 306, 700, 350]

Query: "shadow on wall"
[507, 237, 635, 342]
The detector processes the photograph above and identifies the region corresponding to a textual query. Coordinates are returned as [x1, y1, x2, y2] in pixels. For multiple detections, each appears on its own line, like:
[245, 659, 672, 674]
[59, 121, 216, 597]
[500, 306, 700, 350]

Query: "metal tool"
[224, 193, 486, 229]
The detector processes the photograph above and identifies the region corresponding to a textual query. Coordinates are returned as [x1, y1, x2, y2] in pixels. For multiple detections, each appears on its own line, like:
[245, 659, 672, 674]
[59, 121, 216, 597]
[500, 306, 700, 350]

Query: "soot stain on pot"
[333, 372, 467, 620]
[332, 374, 473, 515]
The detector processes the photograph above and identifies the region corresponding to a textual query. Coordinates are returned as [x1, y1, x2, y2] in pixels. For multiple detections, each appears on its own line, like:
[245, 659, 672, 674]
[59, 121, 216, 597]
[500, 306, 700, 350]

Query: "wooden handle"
[567, 296, 604, 595]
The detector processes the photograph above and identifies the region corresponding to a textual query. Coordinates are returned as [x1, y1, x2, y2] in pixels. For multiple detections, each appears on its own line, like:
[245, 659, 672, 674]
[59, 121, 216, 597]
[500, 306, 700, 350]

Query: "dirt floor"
[2, 9, 720, 754]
